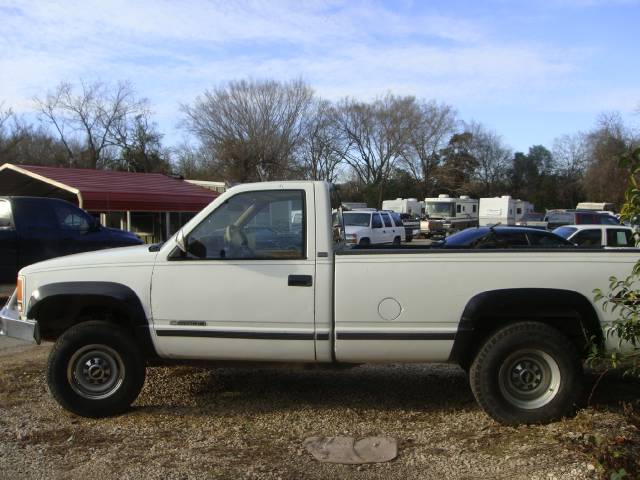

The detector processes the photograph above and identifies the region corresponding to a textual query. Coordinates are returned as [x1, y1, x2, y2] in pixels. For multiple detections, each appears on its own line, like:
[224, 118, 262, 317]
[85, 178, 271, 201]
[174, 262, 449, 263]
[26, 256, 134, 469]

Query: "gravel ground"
[1, 339, 639, 480]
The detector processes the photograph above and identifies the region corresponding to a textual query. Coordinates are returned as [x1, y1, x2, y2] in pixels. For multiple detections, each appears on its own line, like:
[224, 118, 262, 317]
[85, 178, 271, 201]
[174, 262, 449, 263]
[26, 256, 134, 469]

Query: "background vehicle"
[544, 209, 620, 230]
[479, 196, 534, 226]
[399, 213, 419, 242]
[2, 181, 637, 426]
[422, 194, 478, 236]
[0, 196, 142, 283]
[553, 225, 635, 248]
[433, 226, 575, 249]
[515, 212, 547, 229]
[381, 198, 423, 217]
[343, 210, 404, 246]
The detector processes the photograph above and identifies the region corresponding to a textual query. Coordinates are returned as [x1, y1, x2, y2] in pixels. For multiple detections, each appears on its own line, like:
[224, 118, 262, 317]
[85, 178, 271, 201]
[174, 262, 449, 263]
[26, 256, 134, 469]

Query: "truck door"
[150, 186, 316, 362]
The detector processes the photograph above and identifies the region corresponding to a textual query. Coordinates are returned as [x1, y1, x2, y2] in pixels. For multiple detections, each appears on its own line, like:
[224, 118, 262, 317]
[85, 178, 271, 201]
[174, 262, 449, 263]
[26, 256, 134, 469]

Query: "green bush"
[592, 146, 640, 377]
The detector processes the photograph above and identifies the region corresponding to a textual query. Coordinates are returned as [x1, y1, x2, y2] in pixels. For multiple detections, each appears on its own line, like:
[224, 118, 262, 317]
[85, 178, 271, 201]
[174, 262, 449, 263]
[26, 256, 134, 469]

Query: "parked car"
[343, 210, 404, 246]
[553, 225, 636, 248]
[544, 209, 620, 230]
[434, 226, 575, 248]
[398, 213, 420, 242]
[2, 181, 638, 426]
[515, 212, 547, 229]
[0, 196, 142, 282]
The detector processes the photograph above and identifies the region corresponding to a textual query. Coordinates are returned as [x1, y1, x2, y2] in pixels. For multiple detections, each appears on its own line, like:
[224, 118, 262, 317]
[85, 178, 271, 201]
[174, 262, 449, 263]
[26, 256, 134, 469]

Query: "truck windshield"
[426, 202, 454, 217]
[343, 212, 371, 227]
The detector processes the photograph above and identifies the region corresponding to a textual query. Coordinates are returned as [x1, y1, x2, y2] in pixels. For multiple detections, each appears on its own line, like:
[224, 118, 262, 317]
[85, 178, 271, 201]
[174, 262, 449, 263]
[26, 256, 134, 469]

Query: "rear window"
[390, 212, 403, 226]
[381, 213, 393, 228]
[606, 229, 634, 247]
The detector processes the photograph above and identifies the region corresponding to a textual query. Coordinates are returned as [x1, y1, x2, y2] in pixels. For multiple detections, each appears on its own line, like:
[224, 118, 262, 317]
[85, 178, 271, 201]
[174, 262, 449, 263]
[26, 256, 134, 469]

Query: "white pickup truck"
[1, 181, 637, 425]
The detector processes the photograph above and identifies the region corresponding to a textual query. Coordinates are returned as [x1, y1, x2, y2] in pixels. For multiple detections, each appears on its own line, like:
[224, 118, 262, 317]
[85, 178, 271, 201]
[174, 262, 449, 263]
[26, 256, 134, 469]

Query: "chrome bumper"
[0, 292, 40, 344]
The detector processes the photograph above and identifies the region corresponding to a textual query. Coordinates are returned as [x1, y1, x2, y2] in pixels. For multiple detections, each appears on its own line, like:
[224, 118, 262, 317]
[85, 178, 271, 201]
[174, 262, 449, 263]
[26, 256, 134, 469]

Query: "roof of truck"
[0, 163, 219, 212]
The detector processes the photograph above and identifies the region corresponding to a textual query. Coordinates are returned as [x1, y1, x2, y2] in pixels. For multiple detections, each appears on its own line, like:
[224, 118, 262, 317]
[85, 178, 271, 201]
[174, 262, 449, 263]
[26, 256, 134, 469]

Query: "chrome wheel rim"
[67, 344, 125, 400]
[498, 349, 561, 410]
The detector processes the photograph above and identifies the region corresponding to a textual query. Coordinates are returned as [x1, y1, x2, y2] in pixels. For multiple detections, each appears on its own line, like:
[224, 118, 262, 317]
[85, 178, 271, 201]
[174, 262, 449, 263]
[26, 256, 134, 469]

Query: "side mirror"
[176, 229, 187, 253]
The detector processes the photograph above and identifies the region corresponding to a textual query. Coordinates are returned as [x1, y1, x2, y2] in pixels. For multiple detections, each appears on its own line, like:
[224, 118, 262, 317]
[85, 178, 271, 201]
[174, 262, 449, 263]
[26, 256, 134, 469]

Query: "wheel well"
[450, 288, 603, 369]
[28, 282, 157, 359]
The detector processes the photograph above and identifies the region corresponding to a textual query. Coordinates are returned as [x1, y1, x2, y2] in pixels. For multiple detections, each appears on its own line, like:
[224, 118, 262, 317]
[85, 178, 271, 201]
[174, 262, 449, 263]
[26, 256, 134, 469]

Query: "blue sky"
[1, 0, 639, 152]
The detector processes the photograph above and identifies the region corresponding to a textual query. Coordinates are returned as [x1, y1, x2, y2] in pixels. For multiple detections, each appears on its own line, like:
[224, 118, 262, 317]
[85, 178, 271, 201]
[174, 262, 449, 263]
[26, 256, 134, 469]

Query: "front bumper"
[0, 293, 40, 344]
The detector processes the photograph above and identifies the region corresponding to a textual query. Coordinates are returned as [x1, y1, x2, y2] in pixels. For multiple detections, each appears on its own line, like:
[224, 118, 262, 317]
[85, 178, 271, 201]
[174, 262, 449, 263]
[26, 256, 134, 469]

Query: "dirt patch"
[1, 342, 639, 479]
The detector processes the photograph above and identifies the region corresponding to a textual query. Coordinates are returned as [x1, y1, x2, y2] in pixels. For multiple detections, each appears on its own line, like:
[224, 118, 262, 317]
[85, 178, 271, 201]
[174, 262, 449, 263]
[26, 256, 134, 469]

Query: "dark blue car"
[0, 196, 142, 283]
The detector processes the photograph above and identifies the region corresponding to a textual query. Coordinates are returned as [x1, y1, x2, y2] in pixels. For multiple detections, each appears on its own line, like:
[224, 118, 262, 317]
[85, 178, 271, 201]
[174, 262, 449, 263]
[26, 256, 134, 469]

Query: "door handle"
[288, 275, 313, 287]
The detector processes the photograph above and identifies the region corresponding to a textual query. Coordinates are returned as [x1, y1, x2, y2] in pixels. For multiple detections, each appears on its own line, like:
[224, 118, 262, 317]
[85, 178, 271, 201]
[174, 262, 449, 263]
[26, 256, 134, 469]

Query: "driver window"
[186, 190, 305, 260]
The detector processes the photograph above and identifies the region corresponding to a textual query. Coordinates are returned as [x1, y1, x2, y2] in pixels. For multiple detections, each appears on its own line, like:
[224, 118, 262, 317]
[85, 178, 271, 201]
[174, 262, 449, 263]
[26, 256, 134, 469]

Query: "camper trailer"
[422, 194, 478, 236]
[381, 198, 423, 216]
[479, 196, 534, 226]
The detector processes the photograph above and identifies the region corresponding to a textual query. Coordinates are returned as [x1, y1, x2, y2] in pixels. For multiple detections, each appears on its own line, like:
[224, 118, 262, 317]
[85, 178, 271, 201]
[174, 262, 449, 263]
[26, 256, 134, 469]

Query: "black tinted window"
[528, 232, 571, 246]
[601, 215, 620, 225]
[573, 229, 602, 246]
[494, 232, 529, 247]
[382, 213, 393, 227]
[372, 214, 383, 228]
[606, 229, 634, 247]
[0, 199, 12, 228]
[15, 199, 57, 230]
[52, 202, 91, 232]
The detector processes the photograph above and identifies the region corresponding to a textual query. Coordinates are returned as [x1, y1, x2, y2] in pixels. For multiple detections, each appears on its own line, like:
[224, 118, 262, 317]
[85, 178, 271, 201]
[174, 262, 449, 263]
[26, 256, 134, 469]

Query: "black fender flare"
[27, 281, 156, 358]
[449, 288, 603, 366]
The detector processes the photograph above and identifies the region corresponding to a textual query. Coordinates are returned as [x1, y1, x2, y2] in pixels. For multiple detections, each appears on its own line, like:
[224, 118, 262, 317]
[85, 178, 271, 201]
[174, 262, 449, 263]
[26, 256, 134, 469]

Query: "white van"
[343, 210, 404, 246]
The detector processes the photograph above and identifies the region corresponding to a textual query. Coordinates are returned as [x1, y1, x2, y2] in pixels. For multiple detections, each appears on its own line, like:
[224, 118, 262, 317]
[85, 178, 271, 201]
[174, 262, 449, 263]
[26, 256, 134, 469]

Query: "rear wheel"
[393, 236, 401, 245]
[47, 321, 146, 418]
[469, 321, 582, 425]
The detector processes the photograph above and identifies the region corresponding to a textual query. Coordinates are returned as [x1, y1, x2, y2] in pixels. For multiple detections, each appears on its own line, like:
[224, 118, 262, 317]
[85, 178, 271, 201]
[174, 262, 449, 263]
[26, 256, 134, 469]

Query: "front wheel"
[469, 321, 583, 425]
[47, 321, 146, 418]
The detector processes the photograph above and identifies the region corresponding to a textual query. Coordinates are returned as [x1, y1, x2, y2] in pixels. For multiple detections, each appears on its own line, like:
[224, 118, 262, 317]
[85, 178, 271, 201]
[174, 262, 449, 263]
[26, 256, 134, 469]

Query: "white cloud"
[0, 0, 629, 147]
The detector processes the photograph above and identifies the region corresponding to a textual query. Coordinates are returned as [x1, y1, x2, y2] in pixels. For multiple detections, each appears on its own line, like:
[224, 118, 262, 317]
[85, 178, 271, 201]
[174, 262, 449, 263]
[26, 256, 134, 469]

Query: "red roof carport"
[0, 163, 219, 212]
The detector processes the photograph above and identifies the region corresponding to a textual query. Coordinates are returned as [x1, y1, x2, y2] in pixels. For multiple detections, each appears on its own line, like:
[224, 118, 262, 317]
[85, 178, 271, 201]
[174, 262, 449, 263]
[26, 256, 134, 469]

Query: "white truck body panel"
[334, 250, 635, 362]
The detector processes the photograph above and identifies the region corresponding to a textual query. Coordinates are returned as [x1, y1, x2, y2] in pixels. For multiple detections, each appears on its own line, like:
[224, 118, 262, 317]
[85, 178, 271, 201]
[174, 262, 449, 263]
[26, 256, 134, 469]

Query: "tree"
[552, 133, 588, 208]
[583, 113, 634, 208]
[0, 104, 71, 167]
[335, 94, 416, 207]
[181, 78, 314, 183]
[298, 99, 345, 182]
[401, 100, 457, 198]
[509, 145, 556, 210]
[34, 80, 151, 169]
[465, 121, 512, 197]
[437, 131, 478, 195]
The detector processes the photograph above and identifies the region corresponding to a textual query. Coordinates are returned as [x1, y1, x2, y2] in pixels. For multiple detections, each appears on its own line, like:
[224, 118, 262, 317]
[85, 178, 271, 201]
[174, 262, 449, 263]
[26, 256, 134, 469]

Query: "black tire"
[359, 238, 371, 246]
[393, 236, 401, 245]
[469, 321, 583, 425]
[47, 321, 146, 418]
